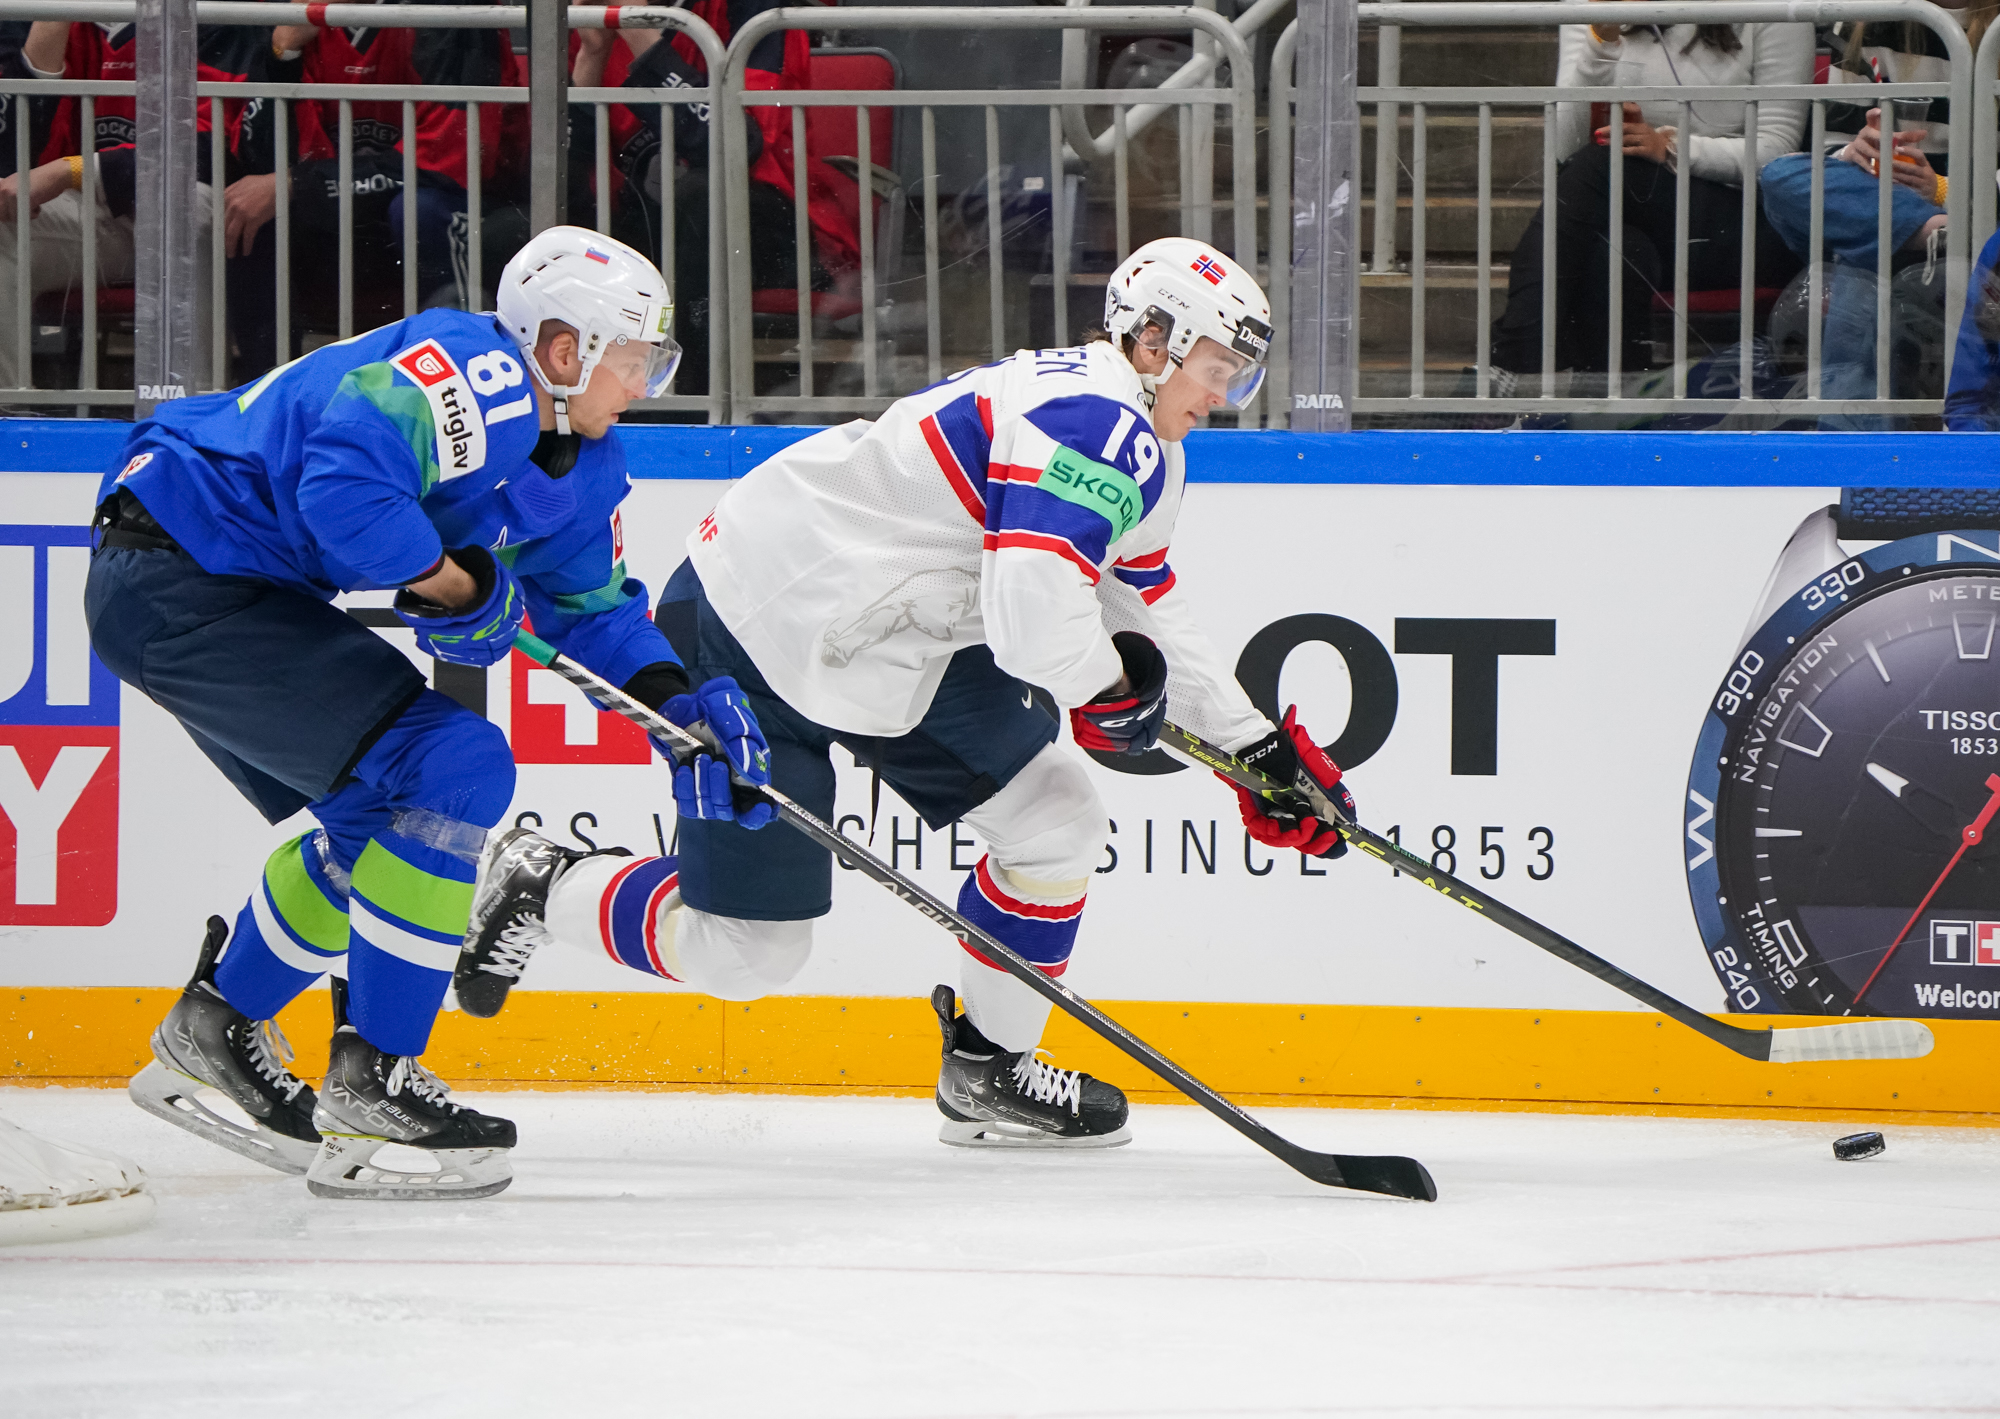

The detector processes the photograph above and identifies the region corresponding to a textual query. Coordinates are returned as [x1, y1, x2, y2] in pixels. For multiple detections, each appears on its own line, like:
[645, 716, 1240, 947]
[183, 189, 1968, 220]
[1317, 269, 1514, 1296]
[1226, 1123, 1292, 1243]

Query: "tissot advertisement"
[4, 469, 1994, 1022]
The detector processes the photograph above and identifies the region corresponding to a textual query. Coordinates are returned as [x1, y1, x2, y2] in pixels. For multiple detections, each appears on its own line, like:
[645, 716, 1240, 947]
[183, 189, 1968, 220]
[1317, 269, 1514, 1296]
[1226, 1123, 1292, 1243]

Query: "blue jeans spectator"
[1946, 229, 2000, 429]
[1762, 151, 1943, 427]
[387, 182, 468, 309]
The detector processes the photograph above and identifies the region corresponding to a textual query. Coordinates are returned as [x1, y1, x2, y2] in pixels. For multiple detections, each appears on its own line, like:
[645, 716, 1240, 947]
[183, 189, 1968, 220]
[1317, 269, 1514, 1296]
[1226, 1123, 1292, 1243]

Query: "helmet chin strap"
[1115, 339, 1163, 411]
[529, 347, 585, 437]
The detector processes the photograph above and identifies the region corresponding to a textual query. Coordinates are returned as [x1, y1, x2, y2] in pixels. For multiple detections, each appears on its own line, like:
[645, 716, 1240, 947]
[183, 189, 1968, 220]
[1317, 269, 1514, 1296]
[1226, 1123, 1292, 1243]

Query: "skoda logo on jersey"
[0, 527, 120, 927]
[392, 339, 488, 483]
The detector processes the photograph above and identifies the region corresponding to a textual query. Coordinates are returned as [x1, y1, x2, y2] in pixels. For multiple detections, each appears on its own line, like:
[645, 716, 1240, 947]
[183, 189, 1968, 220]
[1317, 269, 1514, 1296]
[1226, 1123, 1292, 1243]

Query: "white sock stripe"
[349, 896, 462, 973]
[250, 886, 346, 976]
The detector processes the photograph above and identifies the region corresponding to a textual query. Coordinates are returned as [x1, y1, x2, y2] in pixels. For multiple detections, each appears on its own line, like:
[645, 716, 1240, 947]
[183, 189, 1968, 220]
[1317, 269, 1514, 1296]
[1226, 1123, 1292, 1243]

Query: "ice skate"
[308, 986, 515, 1200]
[128, 916, 322, 1175]
[457, 828, 627, 1018]
[932, 985, 1131, 1148]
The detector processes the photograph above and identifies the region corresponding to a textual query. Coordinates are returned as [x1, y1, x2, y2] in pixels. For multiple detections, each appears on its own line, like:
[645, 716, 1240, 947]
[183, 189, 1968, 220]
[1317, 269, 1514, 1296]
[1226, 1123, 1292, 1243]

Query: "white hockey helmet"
[1102, 238, 1272, 408]
[497, 225, 680, 433]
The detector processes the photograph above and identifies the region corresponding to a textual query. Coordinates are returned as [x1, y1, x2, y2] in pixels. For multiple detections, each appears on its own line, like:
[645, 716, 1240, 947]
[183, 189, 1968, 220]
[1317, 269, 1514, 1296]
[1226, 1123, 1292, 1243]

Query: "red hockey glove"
[1228, 706, 1353, 859]
[1070, 632, 1168, 755]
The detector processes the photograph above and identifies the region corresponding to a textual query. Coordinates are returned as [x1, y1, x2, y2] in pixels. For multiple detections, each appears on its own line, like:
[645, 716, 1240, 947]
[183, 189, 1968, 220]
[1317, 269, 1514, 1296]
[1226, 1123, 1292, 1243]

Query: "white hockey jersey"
[688, 342, 1272, 750]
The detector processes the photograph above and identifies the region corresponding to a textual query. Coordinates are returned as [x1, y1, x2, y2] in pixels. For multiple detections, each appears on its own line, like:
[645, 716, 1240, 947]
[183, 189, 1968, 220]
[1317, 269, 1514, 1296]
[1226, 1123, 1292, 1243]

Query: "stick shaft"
[1158, 723, 1776, 1062]
[510, 633, 1383, 1186]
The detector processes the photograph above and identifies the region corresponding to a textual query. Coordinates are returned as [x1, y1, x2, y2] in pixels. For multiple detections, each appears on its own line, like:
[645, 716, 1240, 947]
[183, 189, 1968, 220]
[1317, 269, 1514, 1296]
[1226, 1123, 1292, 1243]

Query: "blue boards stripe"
[8, 417, 1997, 489]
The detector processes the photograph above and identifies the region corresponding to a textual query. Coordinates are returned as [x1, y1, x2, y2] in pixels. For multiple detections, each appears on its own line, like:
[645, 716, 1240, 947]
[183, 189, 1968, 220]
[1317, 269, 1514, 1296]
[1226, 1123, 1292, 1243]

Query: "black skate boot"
[932, 985, 1131, 1148]
[127, 916, 322, 1175]
[307, 980, 516, 1200]
[456, 828, 629, 1018]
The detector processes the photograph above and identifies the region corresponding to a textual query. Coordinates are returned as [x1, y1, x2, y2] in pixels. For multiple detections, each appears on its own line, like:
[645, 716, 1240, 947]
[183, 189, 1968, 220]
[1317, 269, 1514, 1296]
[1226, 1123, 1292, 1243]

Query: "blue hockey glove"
[661, 676, 775, 829]
[392, 545, 524, 667]
[1070, 632, 1168, 755]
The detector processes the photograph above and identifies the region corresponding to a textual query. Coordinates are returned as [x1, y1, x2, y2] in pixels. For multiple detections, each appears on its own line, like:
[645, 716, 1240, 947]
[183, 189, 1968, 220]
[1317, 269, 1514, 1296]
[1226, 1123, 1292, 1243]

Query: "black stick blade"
[1279, 1144, 1438, 1200]
[1336, 1154, 1438, 1201]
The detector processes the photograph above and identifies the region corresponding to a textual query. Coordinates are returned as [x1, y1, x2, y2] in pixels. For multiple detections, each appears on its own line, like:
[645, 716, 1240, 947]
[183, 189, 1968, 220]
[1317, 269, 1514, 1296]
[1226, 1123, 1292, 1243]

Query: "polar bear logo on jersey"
[820, 567, 980, 668]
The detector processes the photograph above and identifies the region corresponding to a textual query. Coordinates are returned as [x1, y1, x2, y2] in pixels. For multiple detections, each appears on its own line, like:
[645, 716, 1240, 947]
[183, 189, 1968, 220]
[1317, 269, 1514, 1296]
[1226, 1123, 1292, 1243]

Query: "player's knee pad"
[964, 744, 1107, 894]
[676, 908, 814, 1001]
[354, 689, 516, 831]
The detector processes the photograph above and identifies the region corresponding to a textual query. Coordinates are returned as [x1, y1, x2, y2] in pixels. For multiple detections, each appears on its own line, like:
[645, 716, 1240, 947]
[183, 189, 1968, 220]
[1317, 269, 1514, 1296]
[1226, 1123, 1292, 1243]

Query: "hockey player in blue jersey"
[452, 238, 1358, 1149]
[90, 226, 772, 1200]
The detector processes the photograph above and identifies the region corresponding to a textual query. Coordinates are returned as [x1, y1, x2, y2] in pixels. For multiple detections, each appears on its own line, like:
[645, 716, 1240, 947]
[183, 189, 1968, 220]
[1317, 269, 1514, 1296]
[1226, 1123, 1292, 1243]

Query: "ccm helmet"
[497, 226, 679, 433]
[1102, 238, 1272, 408]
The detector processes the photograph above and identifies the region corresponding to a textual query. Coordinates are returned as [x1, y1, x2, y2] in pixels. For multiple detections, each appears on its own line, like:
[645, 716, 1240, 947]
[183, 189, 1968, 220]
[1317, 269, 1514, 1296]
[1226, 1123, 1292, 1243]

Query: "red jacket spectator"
[287, 19, 520, 192]
[670, 0, 860, 272]
[42, 22, 261, 215]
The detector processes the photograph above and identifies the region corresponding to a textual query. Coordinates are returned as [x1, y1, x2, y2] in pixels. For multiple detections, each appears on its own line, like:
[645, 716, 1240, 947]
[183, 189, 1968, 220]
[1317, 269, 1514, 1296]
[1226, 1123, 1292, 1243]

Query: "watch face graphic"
[1687, 530, 2000, 1020]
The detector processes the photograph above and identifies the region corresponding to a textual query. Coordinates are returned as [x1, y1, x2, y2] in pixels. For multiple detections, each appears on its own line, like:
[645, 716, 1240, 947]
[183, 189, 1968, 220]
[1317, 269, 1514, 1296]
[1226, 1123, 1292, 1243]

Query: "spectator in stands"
[1945, 231, 2000, 427]
[1485, 5, 1812, 390]
[0, 22, 62, 196]
[224, 6, 523, 381]
[0, 19, 258, 391]
[1760, 13, 1981, 425]
[569, 19, 809, 398]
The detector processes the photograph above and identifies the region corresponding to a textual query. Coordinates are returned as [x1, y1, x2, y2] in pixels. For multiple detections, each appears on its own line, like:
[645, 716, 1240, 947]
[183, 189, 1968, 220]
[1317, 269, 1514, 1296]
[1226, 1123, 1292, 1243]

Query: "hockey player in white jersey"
[459, 238, 1357, 1146]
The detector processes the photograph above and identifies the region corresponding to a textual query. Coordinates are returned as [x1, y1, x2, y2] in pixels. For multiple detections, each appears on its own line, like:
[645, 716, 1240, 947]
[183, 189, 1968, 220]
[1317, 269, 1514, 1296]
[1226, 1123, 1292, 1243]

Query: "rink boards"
[4, 426, 1999, 1121]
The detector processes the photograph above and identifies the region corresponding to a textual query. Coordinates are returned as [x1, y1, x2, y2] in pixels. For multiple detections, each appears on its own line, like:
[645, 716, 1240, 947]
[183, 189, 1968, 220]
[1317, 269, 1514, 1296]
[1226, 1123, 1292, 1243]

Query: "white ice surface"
[1, 1088, 1996, 1419]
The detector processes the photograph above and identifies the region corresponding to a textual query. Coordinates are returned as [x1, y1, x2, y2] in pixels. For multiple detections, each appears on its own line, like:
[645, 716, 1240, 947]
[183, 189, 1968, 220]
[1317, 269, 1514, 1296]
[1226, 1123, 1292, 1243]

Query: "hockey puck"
[1833, 1131, 1886, 1161]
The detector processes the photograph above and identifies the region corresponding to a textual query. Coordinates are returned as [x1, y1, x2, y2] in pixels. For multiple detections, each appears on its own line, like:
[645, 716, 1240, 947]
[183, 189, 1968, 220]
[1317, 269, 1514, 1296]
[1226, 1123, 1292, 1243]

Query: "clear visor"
[1179, 335, 1266, 409]
[596, 333, 683, 400]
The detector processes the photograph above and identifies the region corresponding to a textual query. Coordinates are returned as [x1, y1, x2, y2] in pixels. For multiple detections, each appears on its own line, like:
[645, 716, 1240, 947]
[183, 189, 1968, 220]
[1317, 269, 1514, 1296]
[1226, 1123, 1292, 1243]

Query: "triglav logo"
[0, 526, 119, 925]
[395, 340, 458, 388]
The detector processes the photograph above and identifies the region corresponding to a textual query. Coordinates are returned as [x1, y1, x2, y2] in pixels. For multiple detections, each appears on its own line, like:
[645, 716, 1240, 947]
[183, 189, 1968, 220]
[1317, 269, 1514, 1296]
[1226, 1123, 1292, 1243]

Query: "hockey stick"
[1161, 723, 1936, 1066]
[511, 632, 1435, 1201]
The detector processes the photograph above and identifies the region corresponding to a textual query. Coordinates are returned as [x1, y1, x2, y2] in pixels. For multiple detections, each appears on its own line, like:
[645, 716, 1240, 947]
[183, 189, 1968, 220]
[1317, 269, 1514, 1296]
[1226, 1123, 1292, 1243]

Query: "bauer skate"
[932, 985, 1131, 1148]
[128, 916, 323, 1175]
[307, 985, 515, 1200]
[457, 828, 628, 1018]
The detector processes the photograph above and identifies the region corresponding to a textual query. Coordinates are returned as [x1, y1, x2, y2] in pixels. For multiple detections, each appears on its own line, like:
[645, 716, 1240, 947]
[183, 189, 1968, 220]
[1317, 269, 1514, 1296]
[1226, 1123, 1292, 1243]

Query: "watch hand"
[1864, 760, 1966, 839]
[1866, 762, 1909, 797]
[1852, 772, 2000, 1009]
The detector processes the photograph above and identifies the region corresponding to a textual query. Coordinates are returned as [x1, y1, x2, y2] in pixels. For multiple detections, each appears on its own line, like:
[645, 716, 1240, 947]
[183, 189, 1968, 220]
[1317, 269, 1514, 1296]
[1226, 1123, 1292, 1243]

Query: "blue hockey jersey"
[101, 309, 678, 689]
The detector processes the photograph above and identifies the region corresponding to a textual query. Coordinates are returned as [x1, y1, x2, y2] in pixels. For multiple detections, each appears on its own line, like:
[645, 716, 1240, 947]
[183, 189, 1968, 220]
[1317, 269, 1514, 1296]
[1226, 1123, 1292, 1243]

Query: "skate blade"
[305, 1132, 513, 1201]
[938, 1119, 1133, 1150]
[128, 1061, 317, 1176]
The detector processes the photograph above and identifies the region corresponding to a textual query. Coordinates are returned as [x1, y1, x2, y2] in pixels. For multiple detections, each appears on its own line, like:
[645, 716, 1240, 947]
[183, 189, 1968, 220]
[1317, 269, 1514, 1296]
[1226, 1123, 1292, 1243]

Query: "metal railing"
[717, 5, 1256, 421]
[1346, 0, 1975, 424]
[5, 1, 1993, 428]
[0, 3, 729, 418]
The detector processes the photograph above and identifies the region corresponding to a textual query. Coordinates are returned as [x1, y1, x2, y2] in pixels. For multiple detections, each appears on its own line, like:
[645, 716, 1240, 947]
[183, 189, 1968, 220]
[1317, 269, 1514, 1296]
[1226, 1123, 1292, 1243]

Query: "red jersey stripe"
[920, 413, 986, 526]
[598, 857, 652, 966]
[1139, 569, 1178, 605]
[959, 939, 1071, 977]
[975, 857, 1086, 920]
[984, 530, 1101, 585]
[640, 872, 682, 980]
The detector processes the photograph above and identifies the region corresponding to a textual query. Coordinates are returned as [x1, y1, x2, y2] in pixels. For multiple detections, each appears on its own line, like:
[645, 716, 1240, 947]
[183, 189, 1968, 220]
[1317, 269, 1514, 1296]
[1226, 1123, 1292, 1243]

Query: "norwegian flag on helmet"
[1191, 254, 1225, 284]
